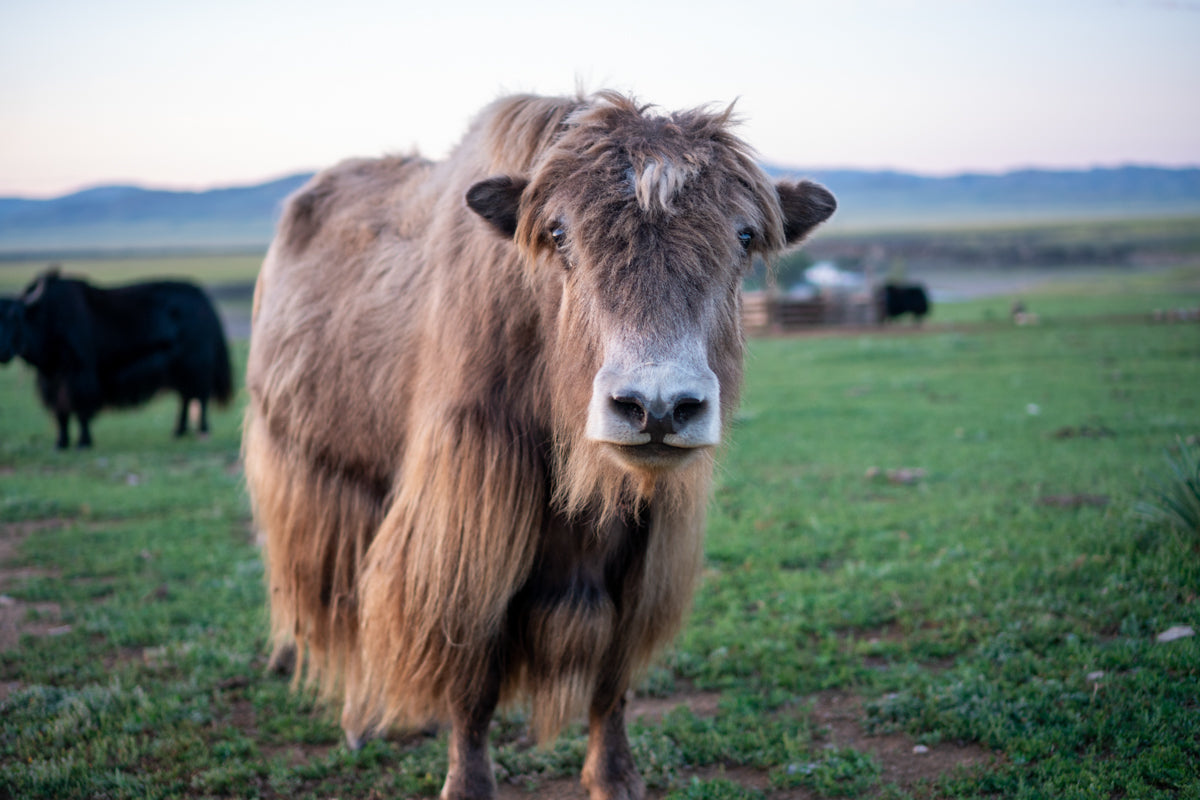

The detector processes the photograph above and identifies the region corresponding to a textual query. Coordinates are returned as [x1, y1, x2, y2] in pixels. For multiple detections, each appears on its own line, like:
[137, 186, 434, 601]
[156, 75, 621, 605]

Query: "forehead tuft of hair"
[569, 92, 739, 213]
[514, 91, 784, 253]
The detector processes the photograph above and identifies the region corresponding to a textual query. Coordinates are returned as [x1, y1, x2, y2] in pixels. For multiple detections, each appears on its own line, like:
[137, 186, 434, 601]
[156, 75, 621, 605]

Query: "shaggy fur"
[243, 91, 834, 800]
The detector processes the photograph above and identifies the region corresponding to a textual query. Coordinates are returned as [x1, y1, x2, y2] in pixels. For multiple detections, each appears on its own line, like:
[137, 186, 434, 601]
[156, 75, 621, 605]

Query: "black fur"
[879, 282, 931, 323]
[0, 269, 233, 448]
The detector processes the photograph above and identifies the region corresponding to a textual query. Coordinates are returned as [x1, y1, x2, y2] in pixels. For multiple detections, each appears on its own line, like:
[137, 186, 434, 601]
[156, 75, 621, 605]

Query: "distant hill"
[767, 165, 1200, 231]
[0, 173, 312, 255]
[2, 166, 1199, 256]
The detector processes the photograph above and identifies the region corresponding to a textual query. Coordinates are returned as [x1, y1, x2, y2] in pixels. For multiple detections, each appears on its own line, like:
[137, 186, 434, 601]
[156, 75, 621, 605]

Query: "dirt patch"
[628, 690, 722, 725]
[0, 518, 69, 652]
[228, 696, 258, 732]
[224, 692, 339, 766]
[497, 777, 588, 800]
[101, 645, 147, 671]
[493, 689, 994, 798]
[0, 595, 64, 652]
[845, 621, 959, 673]
[1037, 493, 1109, 509]
[228, 693, 332, 768]
[261, 741, 337, 769]
[0, 518, 66, 567]
[1050, 425, 1115, 439]
[807, 691, 993, 791]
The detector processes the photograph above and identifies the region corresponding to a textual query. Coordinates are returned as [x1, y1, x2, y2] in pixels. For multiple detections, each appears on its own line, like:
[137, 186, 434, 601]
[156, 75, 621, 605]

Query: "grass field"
[1, 256, 1198, 799]
[0, 254, 264, 294]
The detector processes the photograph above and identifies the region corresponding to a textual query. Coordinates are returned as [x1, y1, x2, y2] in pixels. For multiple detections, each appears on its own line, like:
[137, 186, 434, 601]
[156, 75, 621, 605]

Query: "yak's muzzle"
[586, 358, 721, 468]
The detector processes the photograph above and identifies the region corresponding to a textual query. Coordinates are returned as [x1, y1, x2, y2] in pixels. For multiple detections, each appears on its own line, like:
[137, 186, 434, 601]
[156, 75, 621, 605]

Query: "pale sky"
[1, 0, 1198, 198]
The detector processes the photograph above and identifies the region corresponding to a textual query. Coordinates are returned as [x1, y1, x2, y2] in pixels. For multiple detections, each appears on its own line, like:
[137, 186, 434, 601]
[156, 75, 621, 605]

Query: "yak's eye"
[737, 228, 754, 251]
[550, 225, 567, 248]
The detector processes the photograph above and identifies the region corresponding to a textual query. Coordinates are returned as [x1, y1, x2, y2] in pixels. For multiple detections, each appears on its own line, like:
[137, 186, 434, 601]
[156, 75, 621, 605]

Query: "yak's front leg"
[54, 409, 71, 449]
[581, 692, 644, 800]
[76, 412, 93, 448]
[442, 653, 501, 800]
[197, 396, 210, 436]
[174, 397, 190, 437]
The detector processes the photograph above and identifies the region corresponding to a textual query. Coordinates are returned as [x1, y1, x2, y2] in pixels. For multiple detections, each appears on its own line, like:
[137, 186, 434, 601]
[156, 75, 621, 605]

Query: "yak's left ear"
[777, 180, 837, 245]
[466, 176, 529, 238]
[22, 268, 59, 306]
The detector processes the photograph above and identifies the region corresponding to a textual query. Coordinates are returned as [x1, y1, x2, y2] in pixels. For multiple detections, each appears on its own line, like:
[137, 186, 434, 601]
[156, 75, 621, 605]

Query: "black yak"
[879, 282, 931, 323]
[0, 269, 233, 448]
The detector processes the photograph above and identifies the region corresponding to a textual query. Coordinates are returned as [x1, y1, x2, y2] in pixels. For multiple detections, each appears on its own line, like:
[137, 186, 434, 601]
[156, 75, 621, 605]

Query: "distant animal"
[0, 269, 233, 448]
[879, 282, 931, 322]
[1011, 300, 1039, 326]
[243, 91, 835, 800]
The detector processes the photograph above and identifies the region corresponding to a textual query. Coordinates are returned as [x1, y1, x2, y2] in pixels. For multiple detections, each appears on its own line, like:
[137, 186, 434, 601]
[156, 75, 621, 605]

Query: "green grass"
[929, 264, 1200, 324]
[1, 263, 1198, 798]
[0, 253, 264, 294]
[1135, 436, 1200, 540]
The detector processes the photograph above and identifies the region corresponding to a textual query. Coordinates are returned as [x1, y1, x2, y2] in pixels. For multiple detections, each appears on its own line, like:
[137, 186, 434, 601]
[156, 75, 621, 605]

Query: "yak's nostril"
[611, 392, 708, 440]
[672, 397, 705, 428]
[611, 395, 646, 427]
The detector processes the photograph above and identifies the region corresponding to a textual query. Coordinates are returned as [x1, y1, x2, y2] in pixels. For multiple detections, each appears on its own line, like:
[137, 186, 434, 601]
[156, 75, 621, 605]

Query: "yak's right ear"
[777, 180, 837, 246]
[466, 176, 528, 238]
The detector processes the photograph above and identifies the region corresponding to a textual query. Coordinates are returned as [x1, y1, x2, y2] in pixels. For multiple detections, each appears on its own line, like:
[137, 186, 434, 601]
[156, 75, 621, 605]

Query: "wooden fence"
[744, 290, 879, 334]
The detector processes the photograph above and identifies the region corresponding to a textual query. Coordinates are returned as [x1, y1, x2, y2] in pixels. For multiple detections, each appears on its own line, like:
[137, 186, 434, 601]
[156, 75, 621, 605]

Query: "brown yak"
[243, 91, 835, 800]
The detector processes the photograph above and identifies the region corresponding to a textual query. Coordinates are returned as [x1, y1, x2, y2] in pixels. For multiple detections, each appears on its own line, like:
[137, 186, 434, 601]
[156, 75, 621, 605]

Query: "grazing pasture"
[1, 261, 1198, 799]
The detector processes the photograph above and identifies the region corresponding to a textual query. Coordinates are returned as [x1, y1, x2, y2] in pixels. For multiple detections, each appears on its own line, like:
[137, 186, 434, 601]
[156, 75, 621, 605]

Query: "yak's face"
[0, 298, 26, 364]
[467, 98, 835, 477]
[4, 271, 58, 366]
[524, 171, 761, 474]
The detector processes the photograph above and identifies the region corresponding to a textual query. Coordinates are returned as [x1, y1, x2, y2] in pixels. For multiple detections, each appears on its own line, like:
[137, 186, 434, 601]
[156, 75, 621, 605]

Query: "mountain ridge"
[2, 166, 1198, 255]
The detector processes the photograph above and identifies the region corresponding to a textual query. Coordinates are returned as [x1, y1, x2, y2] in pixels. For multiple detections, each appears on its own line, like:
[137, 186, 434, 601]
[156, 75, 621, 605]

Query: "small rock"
[887, 467, 926, 485]
[865, 466, 926, 485]
[912, 744, 929, 754]
[1026, 403, 1041, 415]
[1157, 625, 1195, 643]
[1086, 671, 1105, 682]
[47, 625, 72, 636]
[0, 595, 15, 607]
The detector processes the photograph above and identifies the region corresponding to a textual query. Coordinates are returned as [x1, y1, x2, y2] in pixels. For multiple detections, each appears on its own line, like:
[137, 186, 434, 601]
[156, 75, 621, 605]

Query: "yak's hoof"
[439, 769, 496, 800]
[583, 755, 645, 800]
[344, 729, 369, 751]
[266, 643, 296, 676]
[583, 775, 645, 800]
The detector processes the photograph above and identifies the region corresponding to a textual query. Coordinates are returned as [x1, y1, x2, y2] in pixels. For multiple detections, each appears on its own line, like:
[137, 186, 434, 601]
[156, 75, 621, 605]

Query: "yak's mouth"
[608, 441, 706, 471]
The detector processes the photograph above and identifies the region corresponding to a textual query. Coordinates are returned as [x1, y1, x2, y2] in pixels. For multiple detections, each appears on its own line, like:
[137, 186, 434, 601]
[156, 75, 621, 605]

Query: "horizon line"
[5, 160, 1200, 201]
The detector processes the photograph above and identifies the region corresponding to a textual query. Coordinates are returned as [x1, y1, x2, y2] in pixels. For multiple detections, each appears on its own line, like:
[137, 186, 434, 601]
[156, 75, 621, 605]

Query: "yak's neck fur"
[244, 91, 753, 741]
